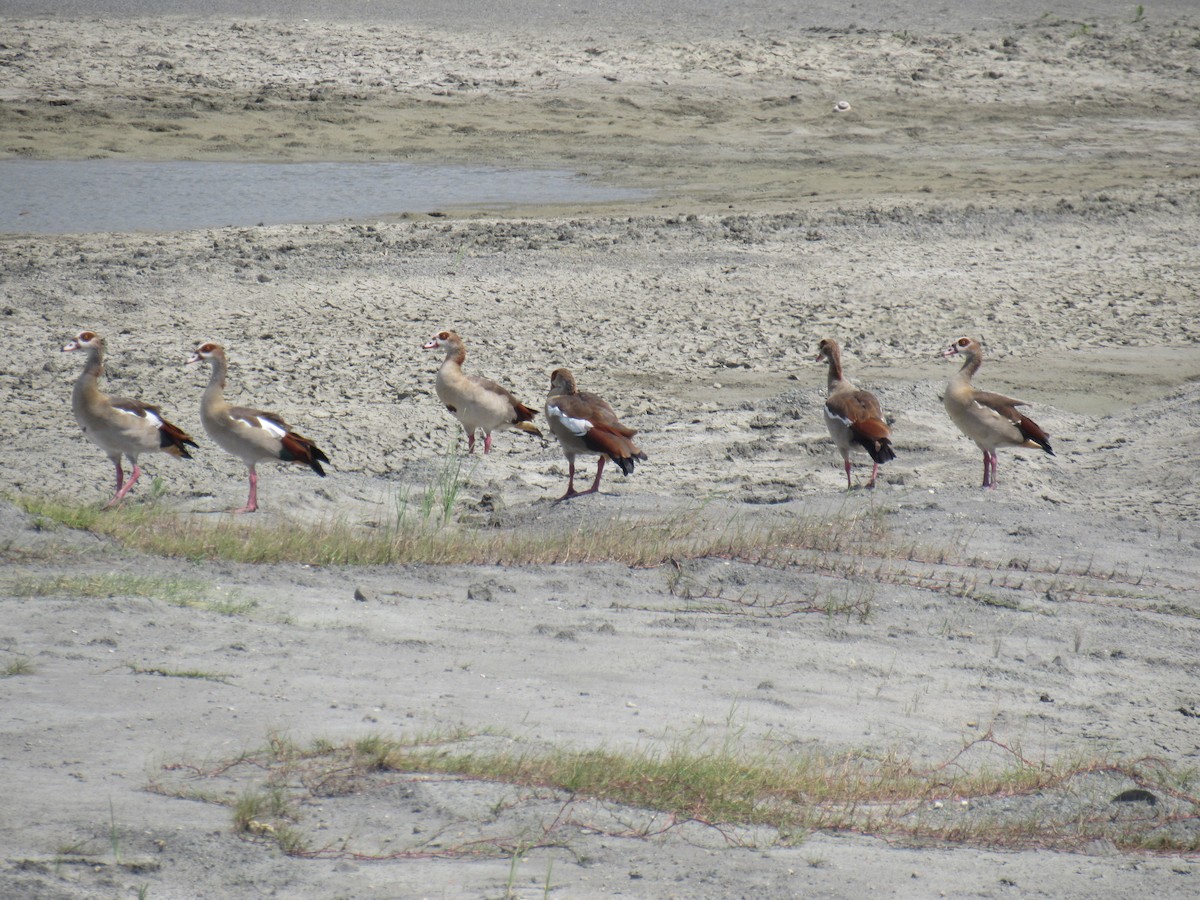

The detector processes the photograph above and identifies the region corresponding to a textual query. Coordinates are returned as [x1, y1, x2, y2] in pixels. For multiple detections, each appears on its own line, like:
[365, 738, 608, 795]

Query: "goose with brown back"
[816, 338, 896, 489]
[545, 367, 647, 500]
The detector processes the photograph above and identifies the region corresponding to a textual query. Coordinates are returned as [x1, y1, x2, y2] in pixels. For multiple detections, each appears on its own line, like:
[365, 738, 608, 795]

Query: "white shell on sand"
[833, 99, 852, 112]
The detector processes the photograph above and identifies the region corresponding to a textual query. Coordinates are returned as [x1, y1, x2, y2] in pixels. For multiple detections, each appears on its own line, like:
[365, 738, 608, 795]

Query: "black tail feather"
[856, 436, 896, 465]
[613, 450, 648, 476]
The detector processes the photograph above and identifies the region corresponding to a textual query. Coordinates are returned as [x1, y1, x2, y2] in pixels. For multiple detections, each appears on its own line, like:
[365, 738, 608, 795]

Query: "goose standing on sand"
[187, 342, 329, 513]
[545, 367, 647, 500]
[62, 331, 198, 507]
[422, 330, 541, 453]
[941, 337, 1054, 489]
[816, 338, 896, 489]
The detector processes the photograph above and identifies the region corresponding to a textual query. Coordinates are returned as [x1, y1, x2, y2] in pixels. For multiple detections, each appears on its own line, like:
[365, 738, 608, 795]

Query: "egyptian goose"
[545, 367, 647, 500]
[62, 331, 198, 507]
[187, 342, 329, 513]
[941, 337, 1054, 489]
[816, 338, 896, 489]
[422, 330, 541, 453]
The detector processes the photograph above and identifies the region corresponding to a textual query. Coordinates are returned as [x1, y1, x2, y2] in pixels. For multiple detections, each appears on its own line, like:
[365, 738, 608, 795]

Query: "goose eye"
[438, 331, 450, 340]
[958, 338, 970, 347]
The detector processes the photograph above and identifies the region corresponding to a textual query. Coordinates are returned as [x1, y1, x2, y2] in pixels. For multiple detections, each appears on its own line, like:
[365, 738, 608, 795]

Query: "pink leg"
[103, 456, 125, 507]
[557, 458, 579, 501]
[581, 456, 607, 495]
[234, 466, 259, 513]
[105, 461, 142, 508]
[981, 451, 1000, 490]
[465, 429, 476, 454]
[482, 432, 493, 455]
[866, 462, 879, 489]
[843, 458, 853, 490]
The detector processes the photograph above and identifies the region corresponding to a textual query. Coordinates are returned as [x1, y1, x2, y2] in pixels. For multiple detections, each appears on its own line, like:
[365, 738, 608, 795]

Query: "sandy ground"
[2, 5, 1200, 898]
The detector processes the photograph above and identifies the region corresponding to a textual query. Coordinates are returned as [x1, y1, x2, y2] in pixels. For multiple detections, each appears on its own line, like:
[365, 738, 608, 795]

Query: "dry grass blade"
[13, 494, 887, 568]
[149, 728, 1200, 860]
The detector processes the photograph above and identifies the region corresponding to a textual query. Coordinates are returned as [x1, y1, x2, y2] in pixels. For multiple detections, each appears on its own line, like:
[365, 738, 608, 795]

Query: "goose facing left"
[62, 331, 198, 507]
[187, 342, 329, 513]
[422, 330, 542, 454]
[941, 336, 1054, 489]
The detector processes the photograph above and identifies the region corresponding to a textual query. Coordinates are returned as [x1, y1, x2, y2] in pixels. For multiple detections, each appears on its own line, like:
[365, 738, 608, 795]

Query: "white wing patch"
[824, 405, 852, 428]
[548, 403, 591, 437]
[114, 405, 164, 428]
[970, 400, 1010, 423]
[237, 413, 288, 439]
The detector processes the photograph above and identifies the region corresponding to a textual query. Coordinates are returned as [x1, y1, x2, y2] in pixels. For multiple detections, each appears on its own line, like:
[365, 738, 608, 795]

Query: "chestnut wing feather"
[576, 391, 637, 437]
[552, 394, 646, 474]
[972, 391, 1054, 455]
[279, 432, 329, 475]
[112, 397, 198, 457]
[229, 406, 329, 473]
[828, 389, 895, 463]
[470, 375, 538, 422]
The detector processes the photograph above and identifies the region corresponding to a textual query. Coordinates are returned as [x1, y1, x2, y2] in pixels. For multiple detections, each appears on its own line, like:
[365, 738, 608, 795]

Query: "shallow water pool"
[0, 159, 648, 235]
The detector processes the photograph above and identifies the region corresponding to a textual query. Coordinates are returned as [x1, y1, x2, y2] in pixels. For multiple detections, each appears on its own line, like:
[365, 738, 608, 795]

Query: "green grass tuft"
[3, 572, 208, 602]
[2, 568, 253, 616]
[124, 663, 232, 683]
[1, 657, 34, 677]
